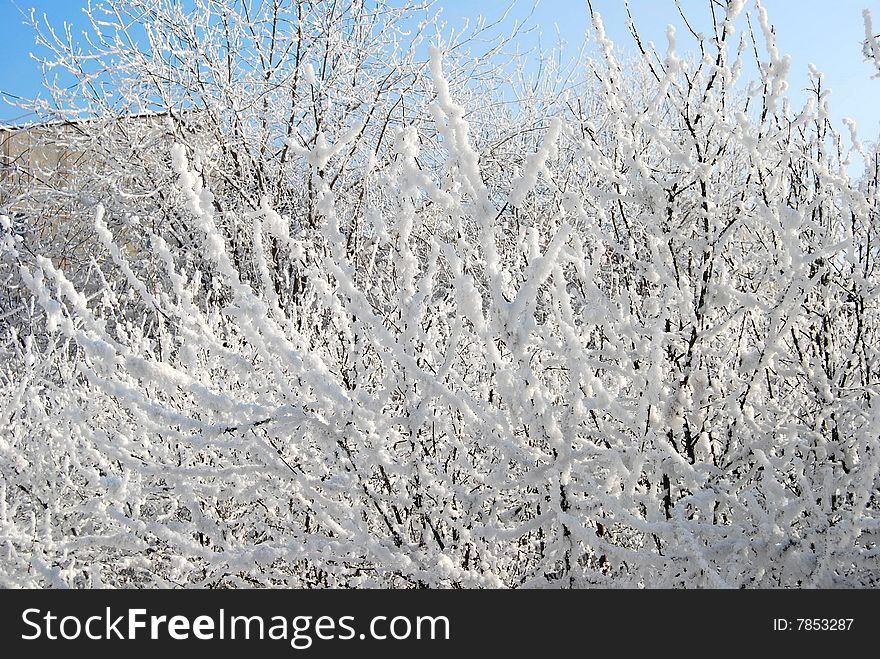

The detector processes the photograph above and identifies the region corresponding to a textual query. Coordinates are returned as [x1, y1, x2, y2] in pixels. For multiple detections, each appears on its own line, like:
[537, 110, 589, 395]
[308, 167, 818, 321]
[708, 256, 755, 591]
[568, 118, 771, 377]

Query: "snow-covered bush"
[1, 0, 878, 588]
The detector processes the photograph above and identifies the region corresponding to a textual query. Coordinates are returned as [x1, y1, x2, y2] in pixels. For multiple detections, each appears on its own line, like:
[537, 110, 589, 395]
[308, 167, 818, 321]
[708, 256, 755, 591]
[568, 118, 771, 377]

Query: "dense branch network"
[0, 0, 878, 588]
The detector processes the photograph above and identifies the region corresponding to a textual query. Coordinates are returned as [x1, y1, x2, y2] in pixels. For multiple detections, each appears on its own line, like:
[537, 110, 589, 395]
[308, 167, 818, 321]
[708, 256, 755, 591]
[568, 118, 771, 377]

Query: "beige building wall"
[1, 114, 180, 269]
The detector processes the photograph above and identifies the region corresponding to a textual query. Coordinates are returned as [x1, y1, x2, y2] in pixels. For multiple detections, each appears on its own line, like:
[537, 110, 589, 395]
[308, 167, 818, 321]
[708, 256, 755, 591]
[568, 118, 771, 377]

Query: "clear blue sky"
[1, 0, 878, 144]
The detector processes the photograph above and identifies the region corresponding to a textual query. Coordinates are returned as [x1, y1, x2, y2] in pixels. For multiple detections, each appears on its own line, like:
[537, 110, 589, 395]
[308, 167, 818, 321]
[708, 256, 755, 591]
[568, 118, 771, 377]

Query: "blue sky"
[1, 0, 878, 144]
